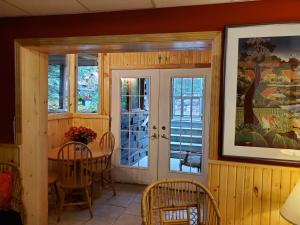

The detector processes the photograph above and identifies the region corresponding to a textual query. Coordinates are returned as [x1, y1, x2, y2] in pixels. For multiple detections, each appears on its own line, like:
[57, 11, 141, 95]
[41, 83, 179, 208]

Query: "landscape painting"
[235, 35, 300, 150]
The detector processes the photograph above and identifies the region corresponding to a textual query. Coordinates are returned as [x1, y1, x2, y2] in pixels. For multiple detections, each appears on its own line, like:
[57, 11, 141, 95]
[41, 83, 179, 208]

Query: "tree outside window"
[48, 55, 69, 113]
[76, 54, 99, 113]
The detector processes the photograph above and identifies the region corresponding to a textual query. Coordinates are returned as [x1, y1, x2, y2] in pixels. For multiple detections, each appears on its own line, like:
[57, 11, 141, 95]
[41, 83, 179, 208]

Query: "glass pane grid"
[120, 78, 149, 168]
[170, 77, 204, 174]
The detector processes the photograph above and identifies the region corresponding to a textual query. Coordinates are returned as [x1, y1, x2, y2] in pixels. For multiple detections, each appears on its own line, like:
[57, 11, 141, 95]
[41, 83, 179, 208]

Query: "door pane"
[120, 78, 150, 168]
[170, 77, 204, 174]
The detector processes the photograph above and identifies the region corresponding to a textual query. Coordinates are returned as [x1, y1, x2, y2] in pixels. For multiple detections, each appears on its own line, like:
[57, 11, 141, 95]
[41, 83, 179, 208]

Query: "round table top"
[48, 146, 108, 161]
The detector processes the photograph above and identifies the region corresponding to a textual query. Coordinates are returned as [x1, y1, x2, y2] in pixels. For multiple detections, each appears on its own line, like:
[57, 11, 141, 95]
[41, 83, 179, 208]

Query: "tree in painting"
[240, 38, 275, 125]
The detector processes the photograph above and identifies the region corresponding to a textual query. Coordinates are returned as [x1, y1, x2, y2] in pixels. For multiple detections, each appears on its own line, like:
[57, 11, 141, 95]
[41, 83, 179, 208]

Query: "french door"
[111, 68, 211, 184]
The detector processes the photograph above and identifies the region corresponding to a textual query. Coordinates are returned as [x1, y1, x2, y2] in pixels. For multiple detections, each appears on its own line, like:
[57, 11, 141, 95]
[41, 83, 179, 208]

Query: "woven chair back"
[142, 179, 221, 225]
[0, 162, 25, 223]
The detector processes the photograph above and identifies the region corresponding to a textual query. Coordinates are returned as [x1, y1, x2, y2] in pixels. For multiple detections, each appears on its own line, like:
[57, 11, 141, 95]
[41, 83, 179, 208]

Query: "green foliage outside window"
[77, 54, 99, 113]
[48, 55, 68, 113]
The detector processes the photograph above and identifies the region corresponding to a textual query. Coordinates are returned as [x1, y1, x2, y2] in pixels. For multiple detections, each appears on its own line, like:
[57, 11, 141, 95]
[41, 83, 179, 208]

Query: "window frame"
[74, 53, 102, 115]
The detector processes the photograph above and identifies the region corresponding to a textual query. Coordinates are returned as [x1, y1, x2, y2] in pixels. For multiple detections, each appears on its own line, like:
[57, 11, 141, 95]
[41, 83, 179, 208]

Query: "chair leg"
[54, 182, 60, 204]
[85, 187, 93, 219]
[57, 190, 65, 222]
[91, 174, 94, 205]
[108, 170, 116, 196]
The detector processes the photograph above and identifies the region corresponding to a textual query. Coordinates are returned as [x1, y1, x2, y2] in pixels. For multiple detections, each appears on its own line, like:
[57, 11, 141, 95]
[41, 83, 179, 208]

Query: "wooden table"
[48, 146, 108, 161]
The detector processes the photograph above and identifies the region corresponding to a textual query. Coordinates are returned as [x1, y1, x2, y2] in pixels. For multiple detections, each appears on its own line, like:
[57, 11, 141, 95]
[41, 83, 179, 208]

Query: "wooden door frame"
[14, 31, 222, 225]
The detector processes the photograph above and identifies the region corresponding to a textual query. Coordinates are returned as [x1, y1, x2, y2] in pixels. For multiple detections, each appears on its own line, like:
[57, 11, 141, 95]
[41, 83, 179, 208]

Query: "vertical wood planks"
[209, 160, 300, 225]
[252, 167, 262, 225]
[226, 166, 237, 225]
[0, 144, 19, 165]
[219, 164, 228, 225]
[243, 167, 253, 225]
[235, 166, 245, 225]
[109, 50, 211, 68]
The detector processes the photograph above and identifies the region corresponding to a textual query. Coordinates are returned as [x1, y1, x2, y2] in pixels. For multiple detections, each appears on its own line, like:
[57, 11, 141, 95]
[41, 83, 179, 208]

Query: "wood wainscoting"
[48, 114, 72, 148]
[72, 114, 109, 149]
[0, 144, 19, 165]
[209, 160, 300, 225]
[47, 114, 109, 149]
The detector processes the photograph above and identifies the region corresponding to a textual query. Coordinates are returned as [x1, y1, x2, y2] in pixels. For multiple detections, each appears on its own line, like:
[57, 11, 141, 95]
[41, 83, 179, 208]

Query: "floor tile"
[48, 183, 145, 225]
[113, 213, 142, 225]
[124, 201, 141, 216]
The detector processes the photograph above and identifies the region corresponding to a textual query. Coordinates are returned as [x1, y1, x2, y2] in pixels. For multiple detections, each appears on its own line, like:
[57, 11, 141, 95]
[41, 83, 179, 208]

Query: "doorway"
[111, 68, 211, 184]
[16, 32, 221, 225]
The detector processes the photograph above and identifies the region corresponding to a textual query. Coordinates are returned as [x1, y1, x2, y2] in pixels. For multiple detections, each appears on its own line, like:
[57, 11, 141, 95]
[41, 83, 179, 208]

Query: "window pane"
[77, 54, 99, 113]
[182, 78, 192, 96]
[48, 54, 68, 113]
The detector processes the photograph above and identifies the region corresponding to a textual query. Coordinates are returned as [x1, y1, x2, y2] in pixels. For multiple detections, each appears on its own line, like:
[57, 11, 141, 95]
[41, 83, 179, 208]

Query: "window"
[76, 54, 99, 113]
[48, 55, 69, 113]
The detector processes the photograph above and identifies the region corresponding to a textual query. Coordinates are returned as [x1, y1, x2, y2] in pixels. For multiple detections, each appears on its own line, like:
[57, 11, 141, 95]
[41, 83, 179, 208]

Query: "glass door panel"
[158, 69, 211, 184]
[120, 78, 150, 168]
[111, 70, 159, 184]
[170, 77, 204, 174]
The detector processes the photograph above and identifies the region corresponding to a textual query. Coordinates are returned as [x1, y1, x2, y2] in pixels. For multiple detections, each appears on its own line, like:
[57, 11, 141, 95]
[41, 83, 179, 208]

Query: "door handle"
[161, 134, 169, 140]
[151, 133, 158, 140]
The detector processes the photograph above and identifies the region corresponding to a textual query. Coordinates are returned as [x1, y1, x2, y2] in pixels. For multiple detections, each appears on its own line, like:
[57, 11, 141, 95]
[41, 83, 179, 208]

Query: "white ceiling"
[0, 0, 256, 18]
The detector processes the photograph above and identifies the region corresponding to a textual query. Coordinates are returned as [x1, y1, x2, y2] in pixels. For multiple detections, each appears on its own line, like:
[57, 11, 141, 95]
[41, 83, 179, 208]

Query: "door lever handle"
[161, 134, 169, 140]
[151, 133, 158, 140]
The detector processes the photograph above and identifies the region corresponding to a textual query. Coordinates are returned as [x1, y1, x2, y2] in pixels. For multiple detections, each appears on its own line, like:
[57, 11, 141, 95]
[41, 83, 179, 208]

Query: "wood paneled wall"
[47, 115, 109, 148]
[0, 144, 19, 164]
[72, 115, 109, 148]
[48, 114, 72, 148]
[109, 50, 211, 68]
[208, 160, 300, 225]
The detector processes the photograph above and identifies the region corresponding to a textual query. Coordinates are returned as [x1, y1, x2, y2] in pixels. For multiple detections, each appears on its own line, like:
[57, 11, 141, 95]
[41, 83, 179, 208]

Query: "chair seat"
[48, 172, 59, 185]
[180, 156, 201, 167]
[59, 176, 92, 189]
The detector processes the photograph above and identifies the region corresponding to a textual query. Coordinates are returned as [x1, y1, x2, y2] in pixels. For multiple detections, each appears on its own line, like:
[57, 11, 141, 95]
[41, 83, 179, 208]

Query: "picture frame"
[221, 23, 300, 166]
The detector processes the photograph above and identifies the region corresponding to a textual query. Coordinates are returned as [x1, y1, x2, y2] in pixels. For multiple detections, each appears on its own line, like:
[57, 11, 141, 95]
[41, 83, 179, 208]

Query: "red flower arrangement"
[65, 126, 97, 145]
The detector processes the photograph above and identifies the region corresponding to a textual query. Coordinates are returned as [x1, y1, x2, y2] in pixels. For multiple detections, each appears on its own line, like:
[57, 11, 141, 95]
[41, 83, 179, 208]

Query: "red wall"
[0, 0, 300, 143]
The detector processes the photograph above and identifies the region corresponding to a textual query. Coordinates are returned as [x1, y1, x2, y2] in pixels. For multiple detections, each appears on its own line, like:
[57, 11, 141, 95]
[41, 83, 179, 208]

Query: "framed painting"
[222, 23, 300, 165]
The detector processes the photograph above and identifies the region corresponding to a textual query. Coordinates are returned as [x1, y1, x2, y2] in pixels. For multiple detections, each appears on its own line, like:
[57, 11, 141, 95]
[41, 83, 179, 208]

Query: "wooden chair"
[0, 162, 25, 224]
[179, 151, 202, 172]
[56, 142, 93, 222]
[141, 179, 221, 225]
[90, 131, 116, 201]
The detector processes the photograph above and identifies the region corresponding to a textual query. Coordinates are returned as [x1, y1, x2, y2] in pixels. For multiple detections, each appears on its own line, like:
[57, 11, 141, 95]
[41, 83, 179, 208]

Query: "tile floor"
[49, 183, 146, 225]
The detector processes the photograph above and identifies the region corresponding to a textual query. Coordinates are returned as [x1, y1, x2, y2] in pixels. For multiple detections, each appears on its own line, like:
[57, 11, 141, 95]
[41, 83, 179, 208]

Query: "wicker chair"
[0, 162, 25, 224]
[141, 179, 221, 225]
